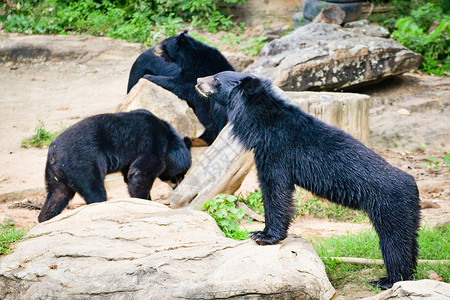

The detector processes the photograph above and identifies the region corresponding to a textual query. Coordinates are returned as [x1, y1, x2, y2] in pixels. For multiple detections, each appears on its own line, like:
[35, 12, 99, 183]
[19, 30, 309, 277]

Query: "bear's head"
[153, 30, 195, 64]
[153, 31, 234, 76]
[196, 71, 270, 107]
[158, 137, 192, 189]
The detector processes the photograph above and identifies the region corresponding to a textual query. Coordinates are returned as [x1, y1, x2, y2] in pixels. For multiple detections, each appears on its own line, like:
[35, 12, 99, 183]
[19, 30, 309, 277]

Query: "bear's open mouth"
[195, 84, 213, 98]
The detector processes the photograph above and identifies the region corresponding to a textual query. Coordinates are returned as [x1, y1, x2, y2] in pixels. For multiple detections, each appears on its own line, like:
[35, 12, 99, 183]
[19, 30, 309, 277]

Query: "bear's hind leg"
[72, 173, 107, 204]
[126, 154, 165, 200]
[370, 207, 419, 289]
[38, 180, 75, 222]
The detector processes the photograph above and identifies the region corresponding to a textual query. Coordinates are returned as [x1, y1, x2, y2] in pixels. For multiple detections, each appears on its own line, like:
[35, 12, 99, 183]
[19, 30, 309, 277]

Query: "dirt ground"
[0, 31, 449, 297]
[0, 31, 449, 229]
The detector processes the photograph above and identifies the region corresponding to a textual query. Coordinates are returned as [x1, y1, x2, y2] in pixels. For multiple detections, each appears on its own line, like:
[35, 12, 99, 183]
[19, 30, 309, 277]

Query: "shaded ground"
[0, 31, 449, 299]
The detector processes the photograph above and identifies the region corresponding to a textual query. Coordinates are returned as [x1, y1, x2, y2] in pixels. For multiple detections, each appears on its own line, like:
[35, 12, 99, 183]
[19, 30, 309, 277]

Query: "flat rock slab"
[0, 32, 146, 63]
[245, 20, 423, 91]
[0, 199, 335, 299]
[362, 280, 450, 300]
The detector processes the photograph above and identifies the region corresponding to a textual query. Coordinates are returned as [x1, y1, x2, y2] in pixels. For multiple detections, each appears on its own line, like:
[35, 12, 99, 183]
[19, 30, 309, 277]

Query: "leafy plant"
[444, 152, 450, 168]
[1, 0, 246, 45]
[240, 36, 268, 56]
[0, 221, 28, 255]
[203, 194, 248, 240]
[391, 2, 449, 75]
[422, 153, 450, 170]
[21, 120, 64, 148]
[240, 190, 264, 216]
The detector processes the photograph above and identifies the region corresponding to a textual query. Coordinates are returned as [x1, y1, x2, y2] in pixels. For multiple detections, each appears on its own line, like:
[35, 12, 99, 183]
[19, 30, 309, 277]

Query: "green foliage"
[0, 0, 245, 44]
[203, 194, 248, 240]
[444, 152, 450, 168]
[21, 120, 64, 149]
[0, 221, 28, 255]
[295, 190, 368, 223]
[239, 190, 264, 216]
[220, 34, 268, 56]
[392, 2, 450, 75]
[240, 36, 268, 56]
[422, 152, 450, 170]
[312, 223, 450, 287]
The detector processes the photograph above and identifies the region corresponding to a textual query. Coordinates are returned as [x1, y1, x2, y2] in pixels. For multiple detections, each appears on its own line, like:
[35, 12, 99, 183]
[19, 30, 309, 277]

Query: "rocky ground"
[0, 30, 449, 298]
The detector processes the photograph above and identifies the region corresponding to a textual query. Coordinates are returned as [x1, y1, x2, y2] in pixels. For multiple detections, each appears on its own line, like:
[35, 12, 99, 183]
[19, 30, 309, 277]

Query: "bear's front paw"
[248, 231, 285, 245]
[369, 277, 394, 290]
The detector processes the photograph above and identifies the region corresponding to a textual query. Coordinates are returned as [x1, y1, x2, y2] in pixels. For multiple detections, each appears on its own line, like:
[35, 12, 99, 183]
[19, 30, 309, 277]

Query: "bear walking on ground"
[137, 31, 235, 146]
[195, 71, 421, 289]
[38, 109, 192, 223]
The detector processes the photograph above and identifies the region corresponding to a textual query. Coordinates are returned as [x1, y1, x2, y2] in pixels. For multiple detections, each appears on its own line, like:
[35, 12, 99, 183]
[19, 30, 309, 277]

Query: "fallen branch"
[237, 202, 265, 222]
[324, 257, 450, 265]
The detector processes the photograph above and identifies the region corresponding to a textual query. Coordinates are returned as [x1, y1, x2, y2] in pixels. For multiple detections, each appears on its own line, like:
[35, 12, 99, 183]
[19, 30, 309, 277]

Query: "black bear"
[38, 109, 192, 223]
[137, 31, 235, 146]
[196, 71, 421, 289]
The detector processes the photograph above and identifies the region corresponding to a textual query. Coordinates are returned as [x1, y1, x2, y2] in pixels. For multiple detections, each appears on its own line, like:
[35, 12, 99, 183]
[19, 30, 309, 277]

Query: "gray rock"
[0, 199, 335, 300]
[362, 280, 450, 300]
[0, 32, 146, 63]
[244, 21, 423, 91]
[221, 51, 255, 72]
[116, 78, 202, 139]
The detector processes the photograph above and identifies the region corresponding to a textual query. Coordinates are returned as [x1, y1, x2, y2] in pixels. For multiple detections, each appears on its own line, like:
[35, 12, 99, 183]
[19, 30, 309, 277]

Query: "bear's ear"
[240, 76, 263, 96]
[177, 30, 190, 45]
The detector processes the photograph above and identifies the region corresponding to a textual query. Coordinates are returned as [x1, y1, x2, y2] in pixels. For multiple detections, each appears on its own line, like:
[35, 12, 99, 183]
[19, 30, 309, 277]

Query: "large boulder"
[0, 199, 335, 299]
[245, 20, 423, 91]
[116, 78, 202, 138]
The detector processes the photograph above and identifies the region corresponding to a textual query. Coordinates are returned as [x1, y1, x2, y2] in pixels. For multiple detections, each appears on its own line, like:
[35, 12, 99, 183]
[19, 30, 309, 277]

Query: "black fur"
[38, 109, 191, 223]
[142, 31, 234, 145]
[196, 71, 421, 289]
[127, 47, 180, 93]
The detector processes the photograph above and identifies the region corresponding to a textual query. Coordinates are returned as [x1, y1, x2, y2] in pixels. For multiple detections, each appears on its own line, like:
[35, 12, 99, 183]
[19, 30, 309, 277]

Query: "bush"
[391, 2, 450, 75]
[0, 0, 245, 44]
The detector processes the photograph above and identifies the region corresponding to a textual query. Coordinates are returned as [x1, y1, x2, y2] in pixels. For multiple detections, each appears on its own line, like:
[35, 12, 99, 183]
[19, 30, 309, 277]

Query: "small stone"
[397, 108, 411, 116]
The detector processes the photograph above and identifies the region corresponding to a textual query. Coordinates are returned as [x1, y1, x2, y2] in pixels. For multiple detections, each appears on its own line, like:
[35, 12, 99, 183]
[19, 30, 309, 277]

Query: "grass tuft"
[0, 221, 28, 255]
[21, 120, 64, 149]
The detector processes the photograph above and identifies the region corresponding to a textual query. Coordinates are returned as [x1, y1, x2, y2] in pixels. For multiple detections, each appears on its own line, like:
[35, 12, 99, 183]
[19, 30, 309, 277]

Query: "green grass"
[21, 120, 64, 148]
[295, 189, 369, 223]
[0, 221, 28, 255]
[311, 223, 450, 288]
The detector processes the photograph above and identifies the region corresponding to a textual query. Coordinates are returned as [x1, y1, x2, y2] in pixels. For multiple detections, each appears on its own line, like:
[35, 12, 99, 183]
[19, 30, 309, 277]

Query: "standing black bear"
[196, 71, 421, 289]
[38, 109, 192, 223]
[136, 31, 235, 146]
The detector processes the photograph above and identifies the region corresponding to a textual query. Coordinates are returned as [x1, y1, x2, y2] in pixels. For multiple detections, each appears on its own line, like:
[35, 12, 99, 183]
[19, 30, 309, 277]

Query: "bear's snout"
[195, 76, 215, 98]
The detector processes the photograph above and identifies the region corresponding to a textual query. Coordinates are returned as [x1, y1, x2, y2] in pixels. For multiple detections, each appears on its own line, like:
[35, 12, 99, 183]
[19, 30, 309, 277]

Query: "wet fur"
[38, 109, 191, 222]
[196, 71, 421, 289]
[143, 31, 234, 145]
